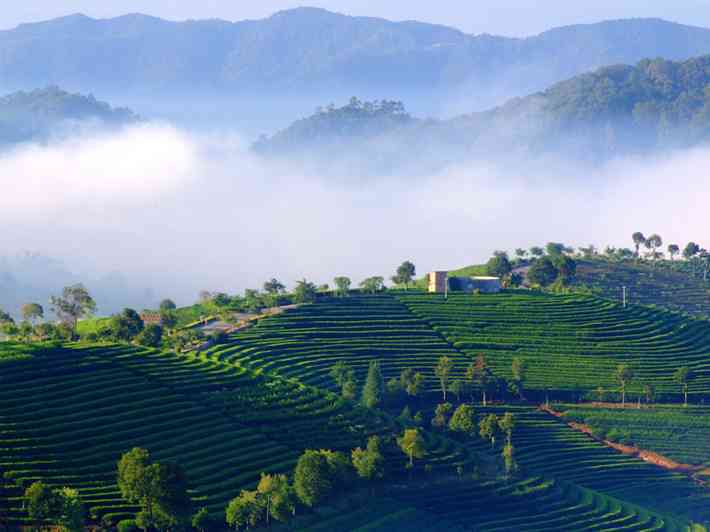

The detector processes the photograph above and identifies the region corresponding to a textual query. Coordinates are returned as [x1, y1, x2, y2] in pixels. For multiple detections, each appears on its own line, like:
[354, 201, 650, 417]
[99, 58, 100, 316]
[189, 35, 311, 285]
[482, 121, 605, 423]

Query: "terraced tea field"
[206, 294, 469, 389]
[397, 291, 710, 398]
[0, 343, 476, 527]
[574, 259, 710, 318]
[557, 404, 710, 468]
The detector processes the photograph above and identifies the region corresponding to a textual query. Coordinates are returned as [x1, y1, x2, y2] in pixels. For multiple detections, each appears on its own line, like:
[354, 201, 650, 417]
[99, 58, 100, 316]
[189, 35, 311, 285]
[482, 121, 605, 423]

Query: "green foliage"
[334, 276, 352, 296]
[431, 402, 453, 430]
[392, 261, 416, 289]
[397, 428, 426, 466]
[293, 279, 318, 303]
[359, 276, 386, 294]
[352, 436, 385, 482]
[135, 324, 162, 347]
[293, 450, 334, 507]
[448, 404, 476, 436]
[480, 413, 500, 447]
[486, 253, 512, 278]
[435, 356, 454, 400]
[361, 360, 384, 408]
[50, 284, 97, 331]
[191, 508, 212, 532]
[527, 256, 559, 287]
[116, 519, 139, 532]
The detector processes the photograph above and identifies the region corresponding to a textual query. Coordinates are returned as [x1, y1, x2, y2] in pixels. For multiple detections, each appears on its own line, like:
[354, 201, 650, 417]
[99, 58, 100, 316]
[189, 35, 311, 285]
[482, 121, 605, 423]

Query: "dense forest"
[257, 54, 710, 167]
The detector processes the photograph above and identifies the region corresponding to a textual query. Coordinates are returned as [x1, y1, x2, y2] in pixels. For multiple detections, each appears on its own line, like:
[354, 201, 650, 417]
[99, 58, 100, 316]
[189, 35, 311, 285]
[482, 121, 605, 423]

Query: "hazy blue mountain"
[4, 9, 710, 114]
[256, 54, 710, 169]
[0, 86, 138, 144]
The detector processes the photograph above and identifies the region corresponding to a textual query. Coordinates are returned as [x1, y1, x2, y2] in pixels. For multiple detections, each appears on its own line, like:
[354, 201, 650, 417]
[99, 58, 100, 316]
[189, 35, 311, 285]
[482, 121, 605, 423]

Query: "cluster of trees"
[226, 438, 385, 530]
[116, 448, 192, 530]
[489, 245, 577, 289]
[1, 284, 97, 342]
[23, 482, 84, 532]
[594, 364, 696, 407]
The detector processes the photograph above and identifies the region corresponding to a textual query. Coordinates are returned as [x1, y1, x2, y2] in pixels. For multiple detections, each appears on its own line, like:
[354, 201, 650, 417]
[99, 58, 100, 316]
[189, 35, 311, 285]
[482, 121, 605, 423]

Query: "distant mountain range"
[257, 54, 710, 169]
[0, 86, 138, 145]
[5, 8, 710, 113]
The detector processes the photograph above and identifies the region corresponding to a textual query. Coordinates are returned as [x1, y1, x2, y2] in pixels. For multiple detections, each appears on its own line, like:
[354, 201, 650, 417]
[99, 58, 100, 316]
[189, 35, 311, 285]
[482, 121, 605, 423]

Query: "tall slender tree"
[632, 232, 646, 258]
[673, 367, 694, 407]
[434, 356, 454, 401]
[614, 364, 635, 406]
[361, 360, 384, 408]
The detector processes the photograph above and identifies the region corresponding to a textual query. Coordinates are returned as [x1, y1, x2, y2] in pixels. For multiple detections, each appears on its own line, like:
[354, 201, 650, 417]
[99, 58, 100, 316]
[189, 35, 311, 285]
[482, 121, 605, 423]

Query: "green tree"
[361, 360, 384, 408]
[668, 244, 680, 260]
[400, 368, 425, 398]
[431, 402, 453, 430]
[614, 364, 635, 406]
[498, 412, 516, 446]
[392, 261, 416, 289]
[551, 254, 577, 283]
[257, 473, 289, 526]
[397, 428, 426, 467]
[159, 299, 177, 312]
[157, 308, 176, 330]
[479, 414, 500, 447]
[50, 284, 97, 332]
[450, 379, 467, 402]
[24, 481, 60, 529]
[293, 450, 333, 507]
[263, 278, 285, 297]
[645, 234, 663, 260]
[342, 377, 358, 401]
[502, 444, 517, 477]
[110, 308, 144, 341]
[359, 276, 385, 294]
[435, 356, 454, 400]
[293, 279, 318, 303]
[333, 276, 352, 296]
[486, 253, 512, 278]
[330, 361, 353, 389]
[467, 354, 494, 405]
[510, 358, 527, 399]
[529, 246, 544, 258]
[135, 325, 163, 348]
[225, 490, 263, 531]
[673, 367, 694, 406]
[527, 256, 558, 287]
[545, 242, 566, 256]
[192, 508, 212, 532]
[683, 242, 700, 260]
[448, 404, 476, 436]
[21, 303, 44, 324]
[56, 487, 84, 532]
[351, 436, 385, 482]
[632, 232, 646, 258]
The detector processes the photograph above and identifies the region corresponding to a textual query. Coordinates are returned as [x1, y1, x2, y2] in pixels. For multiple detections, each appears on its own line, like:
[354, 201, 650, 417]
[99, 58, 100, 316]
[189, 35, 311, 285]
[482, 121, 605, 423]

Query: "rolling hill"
[256, 54, 710, 166]
[2, 338, 707, 529]
[4, 10, 710, 111]
[0, 86, 138, 145]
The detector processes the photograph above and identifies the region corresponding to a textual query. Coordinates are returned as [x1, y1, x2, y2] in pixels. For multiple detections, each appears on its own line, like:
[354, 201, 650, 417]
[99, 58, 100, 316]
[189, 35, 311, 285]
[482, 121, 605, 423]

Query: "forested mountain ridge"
[4, 9, 710, 107]
[257, 54, 710, 167]
[0, 86, 139, 144]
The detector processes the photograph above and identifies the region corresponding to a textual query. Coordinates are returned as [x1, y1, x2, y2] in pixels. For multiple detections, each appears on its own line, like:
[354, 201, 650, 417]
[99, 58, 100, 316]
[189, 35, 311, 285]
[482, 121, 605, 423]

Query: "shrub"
[117, 519, 139, 532]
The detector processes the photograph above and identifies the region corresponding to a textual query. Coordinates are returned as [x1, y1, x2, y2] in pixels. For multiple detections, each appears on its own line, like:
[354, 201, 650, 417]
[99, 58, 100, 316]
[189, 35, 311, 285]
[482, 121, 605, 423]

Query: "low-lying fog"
[1, 122, 708, 315]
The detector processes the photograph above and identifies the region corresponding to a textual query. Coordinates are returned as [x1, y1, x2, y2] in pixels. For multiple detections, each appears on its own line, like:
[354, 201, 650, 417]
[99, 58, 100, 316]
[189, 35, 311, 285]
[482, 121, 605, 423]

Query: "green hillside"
[574, 259, 710, 318]
[3, 291, 710, 529]
[557, 404, 710, 469]
[398, 291, 710, 399]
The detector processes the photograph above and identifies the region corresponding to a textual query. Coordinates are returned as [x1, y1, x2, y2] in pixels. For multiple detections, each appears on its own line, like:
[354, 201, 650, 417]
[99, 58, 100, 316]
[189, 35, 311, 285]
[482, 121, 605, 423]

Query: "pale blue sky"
[3, 0, 710, 35]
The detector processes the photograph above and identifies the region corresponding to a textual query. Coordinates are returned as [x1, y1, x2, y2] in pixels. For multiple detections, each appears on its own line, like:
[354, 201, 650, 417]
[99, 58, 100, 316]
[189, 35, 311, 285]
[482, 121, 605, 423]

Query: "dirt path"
[540, 405, 708, 486]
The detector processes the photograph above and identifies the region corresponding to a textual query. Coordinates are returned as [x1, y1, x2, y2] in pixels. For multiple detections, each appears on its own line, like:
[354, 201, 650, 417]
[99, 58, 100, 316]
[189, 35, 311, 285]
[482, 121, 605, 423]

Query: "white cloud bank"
[1, 124, 709, 309]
